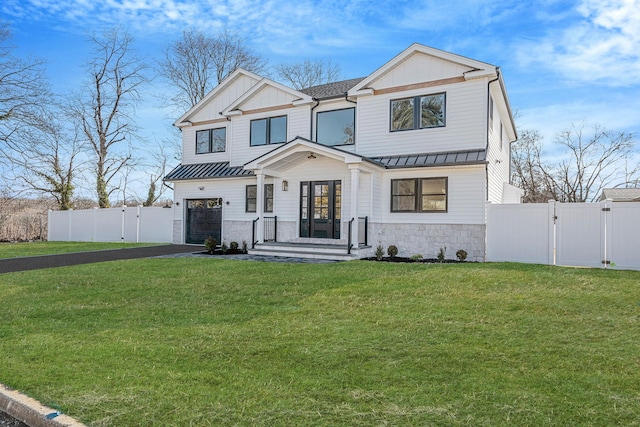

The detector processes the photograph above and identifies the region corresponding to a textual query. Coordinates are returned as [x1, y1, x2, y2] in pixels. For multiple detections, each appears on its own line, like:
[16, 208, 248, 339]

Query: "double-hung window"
[390, 93, 445, 131]
[196, 128, 226, 154]
[391, 177, 448, 212]
[316, 108, 355, 146]
[246, 184, 274, 212]
[250, 116, 287, 146]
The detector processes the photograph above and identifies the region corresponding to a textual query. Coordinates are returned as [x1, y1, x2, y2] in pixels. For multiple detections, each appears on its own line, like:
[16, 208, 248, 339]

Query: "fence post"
[121, 206, 126, 243]
[548, 200, 556, 266]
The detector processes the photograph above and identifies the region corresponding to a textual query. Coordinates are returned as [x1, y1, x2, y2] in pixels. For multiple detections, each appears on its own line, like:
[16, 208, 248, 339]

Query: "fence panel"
[609, 202, 640, 270]
[47, 207, 173, 243]
[486, 202, 553, 264]
[556, 203, 604, 268]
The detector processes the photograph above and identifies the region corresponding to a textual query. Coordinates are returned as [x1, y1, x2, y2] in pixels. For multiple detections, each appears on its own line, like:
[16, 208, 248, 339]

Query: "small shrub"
[387, 245, 398, 258]
[375, 245, 385, 261]
[410, 254, 423, 261]
[242, 240, 248, 253]
[437, 246, 447, 263]
[204, 236, 217, 254]
[230, 241, 239, 251]
[220, 241, 228, 254]
[456, 249, 468, 262]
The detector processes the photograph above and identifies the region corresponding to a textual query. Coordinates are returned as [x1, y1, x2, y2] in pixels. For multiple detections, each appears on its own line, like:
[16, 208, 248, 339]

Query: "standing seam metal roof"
[164, 162, 254, 181]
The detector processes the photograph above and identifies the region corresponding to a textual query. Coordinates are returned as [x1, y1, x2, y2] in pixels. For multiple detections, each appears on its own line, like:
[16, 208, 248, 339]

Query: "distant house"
[164, 43, 518, 260]
[599, 188, 640, 202]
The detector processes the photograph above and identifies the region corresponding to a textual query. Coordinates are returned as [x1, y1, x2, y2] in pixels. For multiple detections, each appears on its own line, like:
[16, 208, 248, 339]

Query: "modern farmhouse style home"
[164, 43, 519, 260]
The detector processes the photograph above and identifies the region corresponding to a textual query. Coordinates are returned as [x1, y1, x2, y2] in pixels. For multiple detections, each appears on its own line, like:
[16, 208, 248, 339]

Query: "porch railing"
[252, 217, 259, 249]
[347, 218, 355, 254]
[264, 216, 277, 242]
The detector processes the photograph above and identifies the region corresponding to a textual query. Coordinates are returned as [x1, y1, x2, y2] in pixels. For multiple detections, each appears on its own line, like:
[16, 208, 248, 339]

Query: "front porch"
[249, 215, 370, 261]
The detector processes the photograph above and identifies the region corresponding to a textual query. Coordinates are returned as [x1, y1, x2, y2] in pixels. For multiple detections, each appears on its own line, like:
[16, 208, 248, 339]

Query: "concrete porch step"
[249, 242, 368, 261]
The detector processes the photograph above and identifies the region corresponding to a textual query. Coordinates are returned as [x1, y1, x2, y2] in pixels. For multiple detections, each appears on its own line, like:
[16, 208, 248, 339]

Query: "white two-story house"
[164, 43, 519, 260]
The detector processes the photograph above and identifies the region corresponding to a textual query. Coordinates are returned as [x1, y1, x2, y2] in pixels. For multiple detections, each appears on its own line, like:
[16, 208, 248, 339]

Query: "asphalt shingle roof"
[299, 77, 366, 100]
[599, 188, 640, 201]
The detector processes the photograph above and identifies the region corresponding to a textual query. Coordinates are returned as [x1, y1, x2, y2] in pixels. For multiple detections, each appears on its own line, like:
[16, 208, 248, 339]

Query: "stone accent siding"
[368, 223, 485, 261]
[172, 220, 182, 244]
[222, 220, 253, 246]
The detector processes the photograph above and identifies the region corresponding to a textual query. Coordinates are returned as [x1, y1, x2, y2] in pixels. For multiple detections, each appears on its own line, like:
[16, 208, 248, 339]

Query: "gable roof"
[299, 77, 366, 100]
[349, 43, 497, 95]
[221, 78, 314, 116]
[174, 68, 262, 127]
[599, 188, 640, 202]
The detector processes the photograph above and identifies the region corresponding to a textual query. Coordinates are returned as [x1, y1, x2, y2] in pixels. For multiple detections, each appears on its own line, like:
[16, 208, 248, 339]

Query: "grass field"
[1, 257, 639, 426]
[0, 241, 162, 259]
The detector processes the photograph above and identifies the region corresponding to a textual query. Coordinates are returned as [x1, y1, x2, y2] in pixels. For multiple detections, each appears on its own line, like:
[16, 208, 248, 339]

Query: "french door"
[300, 181, 341, 239]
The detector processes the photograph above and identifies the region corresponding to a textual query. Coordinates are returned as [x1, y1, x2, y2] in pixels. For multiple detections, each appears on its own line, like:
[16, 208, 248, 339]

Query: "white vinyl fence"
[487, 200, 640, 271]
[48, 206, 173, 243]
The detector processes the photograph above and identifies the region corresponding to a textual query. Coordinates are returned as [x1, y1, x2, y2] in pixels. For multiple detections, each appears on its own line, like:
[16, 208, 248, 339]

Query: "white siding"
[189, 75, 260, 123]
[486, 86, 512, 203]
[356, 79, 486, 157]
[375, 166, 486, 225]
[230, 106, 310, 166]
[373, 53, 472, 89]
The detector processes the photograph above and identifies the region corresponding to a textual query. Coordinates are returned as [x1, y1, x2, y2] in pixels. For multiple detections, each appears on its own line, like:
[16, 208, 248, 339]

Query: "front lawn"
[0, 260, 638, 425]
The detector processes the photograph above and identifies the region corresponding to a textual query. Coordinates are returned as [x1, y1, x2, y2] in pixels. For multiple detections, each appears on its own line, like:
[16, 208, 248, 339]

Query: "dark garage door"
[185, 199, 222, 244]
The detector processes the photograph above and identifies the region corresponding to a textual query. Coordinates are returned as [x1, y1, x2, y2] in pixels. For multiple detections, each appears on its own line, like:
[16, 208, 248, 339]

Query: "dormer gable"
[174, 68, 262, 127]
[221, 78, 314, 116]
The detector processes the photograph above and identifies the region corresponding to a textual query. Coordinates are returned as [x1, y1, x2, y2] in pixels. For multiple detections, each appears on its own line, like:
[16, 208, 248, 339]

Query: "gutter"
[486, 69, 500, 204]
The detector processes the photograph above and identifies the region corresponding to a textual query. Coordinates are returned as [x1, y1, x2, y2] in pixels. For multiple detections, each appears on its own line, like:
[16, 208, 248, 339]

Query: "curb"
[0, 384, 87, 427]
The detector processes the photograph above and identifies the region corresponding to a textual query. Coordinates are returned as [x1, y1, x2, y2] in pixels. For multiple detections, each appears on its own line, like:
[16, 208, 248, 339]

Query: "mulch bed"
[363, 257, 466, 263]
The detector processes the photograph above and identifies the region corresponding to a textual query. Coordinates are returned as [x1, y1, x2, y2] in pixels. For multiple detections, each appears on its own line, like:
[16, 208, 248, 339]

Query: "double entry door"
[300, 181, 341, 239]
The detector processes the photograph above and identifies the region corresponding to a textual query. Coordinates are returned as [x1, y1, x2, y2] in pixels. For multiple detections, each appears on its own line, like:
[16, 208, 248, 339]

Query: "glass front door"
[300, 181, 341, 239]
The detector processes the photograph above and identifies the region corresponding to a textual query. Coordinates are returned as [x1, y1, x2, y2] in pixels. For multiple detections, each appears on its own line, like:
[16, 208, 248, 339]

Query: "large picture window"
[250, 115, 287, 146]
[390, 93, 445, 131]
[196, 128, 226, 154]
[391, 177, 447, 212]
[317, 108, 355, 146]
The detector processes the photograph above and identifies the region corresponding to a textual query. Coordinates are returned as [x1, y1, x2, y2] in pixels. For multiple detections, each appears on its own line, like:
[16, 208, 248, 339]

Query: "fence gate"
[487, 201, 640, 271]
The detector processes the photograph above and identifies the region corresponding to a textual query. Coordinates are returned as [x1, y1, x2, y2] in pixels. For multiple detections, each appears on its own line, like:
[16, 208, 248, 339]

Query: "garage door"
[185, 199, 222, 244]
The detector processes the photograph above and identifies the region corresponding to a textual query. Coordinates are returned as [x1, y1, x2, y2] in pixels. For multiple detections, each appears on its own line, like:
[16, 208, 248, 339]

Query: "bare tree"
[158, 28, 267, 111]
[511, 124, 638, 202]
[274, 58, 341, 90]
[0, 22, 50, 151]
[72, 28, 147, 208]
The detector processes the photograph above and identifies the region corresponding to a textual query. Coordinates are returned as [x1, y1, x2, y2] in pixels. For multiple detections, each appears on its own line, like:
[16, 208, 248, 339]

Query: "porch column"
[349, 165, 360, 248]
[256, 172, 264, 243]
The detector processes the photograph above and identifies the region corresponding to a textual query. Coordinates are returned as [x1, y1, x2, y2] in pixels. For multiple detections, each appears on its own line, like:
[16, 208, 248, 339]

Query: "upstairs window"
[391, 177, 448, 212]
[317, 108, 355, 146]
[390, 93, 445, 131]
[196, 128, 226, 154]
[250, 115, 287, 146]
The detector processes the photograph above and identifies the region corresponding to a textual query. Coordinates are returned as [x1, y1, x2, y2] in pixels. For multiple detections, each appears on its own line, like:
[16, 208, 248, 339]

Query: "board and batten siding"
[355, 79, 487, 158]
[374, 165, 487, 225]
[372, 52, 474, 88]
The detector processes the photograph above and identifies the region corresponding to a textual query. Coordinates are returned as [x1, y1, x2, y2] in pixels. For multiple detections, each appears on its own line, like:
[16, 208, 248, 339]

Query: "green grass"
[0, 241, 163, 258]
[1, 260, 639, 426]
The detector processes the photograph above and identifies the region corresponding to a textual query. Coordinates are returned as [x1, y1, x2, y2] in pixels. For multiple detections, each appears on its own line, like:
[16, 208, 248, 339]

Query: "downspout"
[486, 68, 500, 204]
[310, 98, 320, 140]
[344, 93, 357, 104]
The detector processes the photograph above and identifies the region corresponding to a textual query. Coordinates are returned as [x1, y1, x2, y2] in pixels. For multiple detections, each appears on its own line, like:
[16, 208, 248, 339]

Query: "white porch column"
[256, 172, 265, 242]
[349, 165, 360, 248]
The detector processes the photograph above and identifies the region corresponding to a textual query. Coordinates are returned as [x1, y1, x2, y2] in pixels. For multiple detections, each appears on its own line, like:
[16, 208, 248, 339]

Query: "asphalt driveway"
[0, 245, 198, 274]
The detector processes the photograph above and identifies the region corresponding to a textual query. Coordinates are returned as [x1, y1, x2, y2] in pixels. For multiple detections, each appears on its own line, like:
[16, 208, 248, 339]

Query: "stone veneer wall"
[172, 220, 182, 244]
[367, 223, 486, 261]
[222, 220, 253, 246]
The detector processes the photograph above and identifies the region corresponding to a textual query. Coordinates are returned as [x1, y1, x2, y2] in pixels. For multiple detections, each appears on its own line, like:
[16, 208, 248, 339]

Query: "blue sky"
[1, 0, 639, 196]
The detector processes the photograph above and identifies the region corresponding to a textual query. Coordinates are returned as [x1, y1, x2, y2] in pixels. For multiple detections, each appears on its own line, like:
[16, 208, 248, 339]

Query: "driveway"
[0, 245, 198, 274]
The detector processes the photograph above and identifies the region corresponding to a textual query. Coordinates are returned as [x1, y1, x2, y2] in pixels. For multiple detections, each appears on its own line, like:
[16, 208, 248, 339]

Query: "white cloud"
[516, 0, 640, 86]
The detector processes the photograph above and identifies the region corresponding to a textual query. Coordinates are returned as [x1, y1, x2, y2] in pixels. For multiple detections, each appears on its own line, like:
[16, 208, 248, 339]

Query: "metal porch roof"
[368, 149, 487, 169]
[164, 162, 254, 181]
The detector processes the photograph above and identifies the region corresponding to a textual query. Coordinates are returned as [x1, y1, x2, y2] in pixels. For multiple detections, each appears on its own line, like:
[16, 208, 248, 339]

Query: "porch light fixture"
[308, 152, 316, 159]
[198, 186, 205, 190]
[282, 180, 289, 191]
